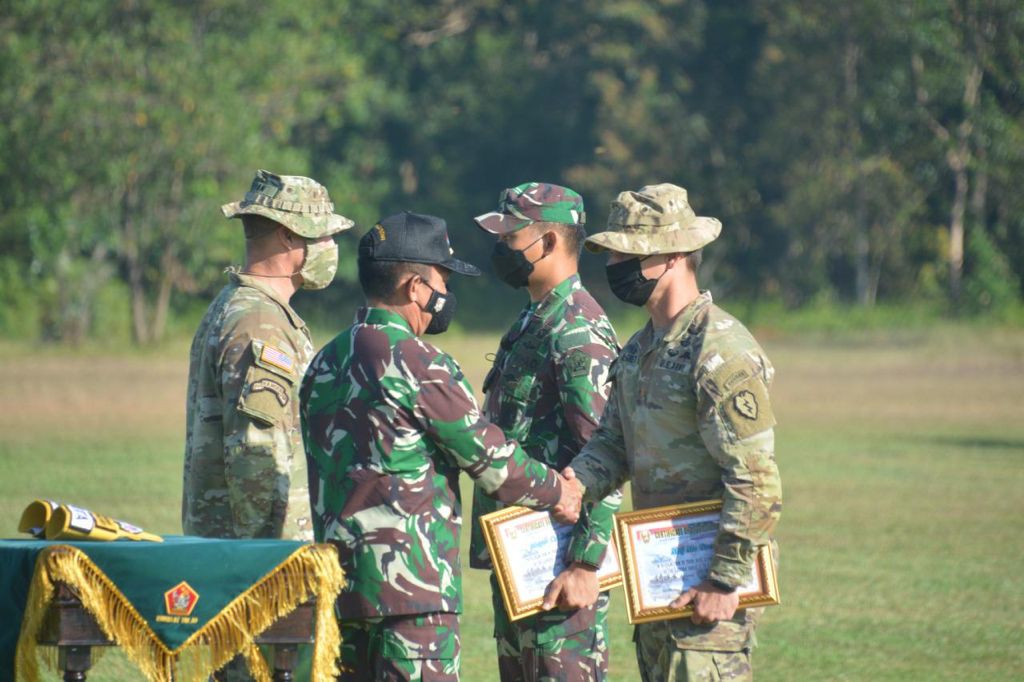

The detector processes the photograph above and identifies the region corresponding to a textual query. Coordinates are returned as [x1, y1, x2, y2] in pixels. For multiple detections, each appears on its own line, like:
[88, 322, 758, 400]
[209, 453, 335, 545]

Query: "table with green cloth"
[0, 536, 345, 682]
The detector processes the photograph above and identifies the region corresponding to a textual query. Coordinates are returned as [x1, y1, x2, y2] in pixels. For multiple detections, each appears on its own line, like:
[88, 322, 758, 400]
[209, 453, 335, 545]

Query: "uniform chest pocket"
[645, 363, 699, 432]
[494, 370, 537, 438]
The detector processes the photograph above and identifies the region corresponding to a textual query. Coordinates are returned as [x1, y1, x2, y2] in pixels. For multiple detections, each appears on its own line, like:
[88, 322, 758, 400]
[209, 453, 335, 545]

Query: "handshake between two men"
[549, 465, 585, 525]
[540, 466, 605, 614]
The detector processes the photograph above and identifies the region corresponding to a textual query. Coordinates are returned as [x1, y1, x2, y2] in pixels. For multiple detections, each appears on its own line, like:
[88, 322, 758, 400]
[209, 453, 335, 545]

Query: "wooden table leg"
[58, 644, 92, 681]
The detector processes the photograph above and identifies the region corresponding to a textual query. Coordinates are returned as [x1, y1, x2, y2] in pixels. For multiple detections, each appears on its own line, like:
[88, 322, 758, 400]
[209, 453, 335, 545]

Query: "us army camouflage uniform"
[467, 274, 621, 682]
[182, 270, 315, 541]
[301, 307, 567, 680]
[573, 293, 781, 682]
[575, 184, 782, 682]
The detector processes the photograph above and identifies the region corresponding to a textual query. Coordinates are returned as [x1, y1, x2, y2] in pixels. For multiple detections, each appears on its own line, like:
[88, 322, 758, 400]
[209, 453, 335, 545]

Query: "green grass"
[1, 328, 1023, 680]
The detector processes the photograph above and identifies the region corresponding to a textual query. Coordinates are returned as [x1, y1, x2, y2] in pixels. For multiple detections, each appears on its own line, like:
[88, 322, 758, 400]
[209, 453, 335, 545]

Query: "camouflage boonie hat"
[221, 169, 355, 239]
[585, 183, 722, 255]
[474, 182, 586, 235]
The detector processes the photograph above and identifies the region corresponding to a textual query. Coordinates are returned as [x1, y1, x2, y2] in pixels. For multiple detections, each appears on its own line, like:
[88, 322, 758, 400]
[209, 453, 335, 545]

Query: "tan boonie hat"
[221, 169, 355, 239]
[585, 183, 722, 256]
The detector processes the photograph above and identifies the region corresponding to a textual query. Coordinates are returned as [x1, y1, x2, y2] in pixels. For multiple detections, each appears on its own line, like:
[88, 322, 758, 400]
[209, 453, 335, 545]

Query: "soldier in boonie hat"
[221, 168, 354, 239]
[183, 170, 354, 651]
[567, 182, 782, 682]
[585, 183, 721, 256]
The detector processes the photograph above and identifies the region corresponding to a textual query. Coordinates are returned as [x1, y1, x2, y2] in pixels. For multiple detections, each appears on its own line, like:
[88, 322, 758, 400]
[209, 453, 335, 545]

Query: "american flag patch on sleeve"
[260, 344, 295, 373]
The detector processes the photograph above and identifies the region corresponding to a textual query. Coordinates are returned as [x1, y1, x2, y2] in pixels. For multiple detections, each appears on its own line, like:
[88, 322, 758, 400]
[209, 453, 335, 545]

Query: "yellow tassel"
[14, 544, 345, 681]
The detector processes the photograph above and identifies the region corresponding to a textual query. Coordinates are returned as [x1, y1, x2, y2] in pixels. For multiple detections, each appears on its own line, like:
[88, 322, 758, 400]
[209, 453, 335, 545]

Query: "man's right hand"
[550, 466, 583, 524]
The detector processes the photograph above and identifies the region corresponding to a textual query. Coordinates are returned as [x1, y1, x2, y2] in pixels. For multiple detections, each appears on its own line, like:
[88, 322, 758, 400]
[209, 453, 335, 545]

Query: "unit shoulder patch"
[250, 377, 289, 407]
[566, 349, 591, 378]
[720, 377, 775, 440]
[733, 389, 758, 420]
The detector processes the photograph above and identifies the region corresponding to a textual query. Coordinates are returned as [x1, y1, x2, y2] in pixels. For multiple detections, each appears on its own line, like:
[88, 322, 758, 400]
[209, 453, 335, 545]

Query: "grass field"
[1, 326, 1023, 680]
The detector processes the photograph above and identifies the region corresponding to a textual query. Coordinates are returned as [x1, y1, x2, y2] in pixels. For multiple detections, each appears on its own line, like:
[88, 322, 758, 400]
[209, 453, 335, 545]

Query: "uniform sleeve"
[409, 353, 563, 509]
[697, 352, 783, 587]
[299, 368, 325, 542]
[219, 329, 298, 538]
[554, 322, 624, 568]
[568, 364, 630, 505]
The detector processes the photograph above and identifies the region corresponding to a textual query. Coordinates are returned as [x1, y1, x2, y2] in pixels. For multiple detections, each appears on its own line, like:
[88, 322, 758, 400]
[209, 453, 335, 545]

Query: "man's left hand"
[669, 579, 739, 625]
[540, 562, 599, 611]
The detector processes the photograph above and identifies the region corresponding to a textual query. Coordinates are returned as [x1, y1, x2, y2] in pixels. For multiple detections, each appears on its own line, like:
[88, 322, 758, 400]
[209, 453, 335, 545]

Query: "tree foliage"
[1, 0, 1021, 343]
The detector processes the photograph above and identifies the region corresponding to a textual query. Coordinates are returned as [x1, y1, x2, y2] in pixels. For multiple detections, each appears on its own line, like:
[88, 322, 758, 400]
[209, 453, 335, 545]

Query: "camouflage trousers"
[490, 572, 610, 682]
[339, 612, 460, 681]
[634, 621, 752, 682]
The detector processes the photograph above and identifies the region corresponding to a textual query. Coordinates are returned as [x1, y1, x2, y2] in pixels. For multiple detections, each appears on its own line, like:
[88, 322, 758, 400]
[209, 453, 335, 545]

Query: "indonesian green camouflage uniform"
[300, 307, 566, 681]
[570, 292, 782, 682]
[182, 270, 314, 541]
[468, 274, 621, 681]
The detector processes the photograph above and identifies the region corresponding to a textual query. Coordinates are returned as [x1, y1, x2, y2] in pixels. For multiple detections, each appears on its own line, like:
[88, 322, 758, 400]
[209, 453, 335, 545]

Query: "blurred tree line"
[1, 0, 1022, 344]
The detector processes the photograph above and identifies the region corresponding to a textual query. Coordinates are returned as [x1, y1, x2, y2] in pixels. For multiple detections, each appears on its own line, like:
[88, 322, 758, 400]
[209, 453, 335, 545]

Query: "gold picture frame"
[614, 500, 780, 624]
[480, 506, 623, 621]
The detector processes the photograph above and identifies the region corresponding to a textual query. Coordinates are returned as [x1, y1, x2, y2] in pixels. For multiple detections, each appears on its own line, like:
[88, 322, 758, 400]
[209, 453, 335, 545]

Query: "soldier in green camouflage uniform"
[569, 184, 783, 682]
[470, 183, 622, 681]
[300, 211, 583, 682]
[182, 169, 353, 543]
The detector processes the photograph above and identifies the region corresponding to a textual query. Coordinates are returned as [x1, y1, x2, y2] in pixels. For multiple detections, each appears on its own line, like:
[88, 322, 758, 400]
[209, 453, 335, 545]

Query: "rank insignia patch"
[251, 378, 289, 406]
[734, 390, 758, 420]
[164, 581, 199, 617]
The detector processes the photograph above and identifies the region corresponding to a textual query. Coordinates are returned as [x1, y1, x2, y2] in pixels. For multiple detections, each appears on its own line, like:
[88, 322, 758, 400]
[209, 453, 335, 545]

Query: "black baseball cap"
[358, 211, 481, 276]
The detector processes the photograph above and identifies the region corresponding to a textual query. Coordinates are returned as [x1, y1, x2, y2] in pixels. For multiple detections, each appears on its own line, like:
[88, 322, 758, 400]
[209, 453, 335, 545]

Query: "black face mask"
[490, 234, 548, 289]
[422, 284, 457, 335]
[606, 256, 660, 306]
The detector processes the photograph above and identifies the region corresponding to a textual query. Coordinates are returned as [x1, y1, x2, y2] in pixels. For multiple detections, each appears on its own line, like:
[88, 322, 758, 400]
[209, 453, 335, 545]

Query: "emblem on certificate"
[614, 500, 780, 624]
[480, 506, 623, 621]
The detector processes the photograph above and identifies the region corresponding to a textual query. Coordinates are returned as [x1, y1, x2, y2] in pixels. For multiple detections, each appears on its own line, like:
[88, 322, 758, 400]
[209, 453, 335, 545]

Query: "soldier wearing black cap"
[300, 212, 584, 681]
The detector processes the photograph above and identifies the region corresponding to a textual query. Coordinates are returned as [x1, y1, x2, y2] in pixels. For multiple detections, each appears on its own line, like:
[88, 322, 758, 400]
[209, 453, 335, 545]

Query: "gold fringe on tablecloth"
[15, 543, 344, 681]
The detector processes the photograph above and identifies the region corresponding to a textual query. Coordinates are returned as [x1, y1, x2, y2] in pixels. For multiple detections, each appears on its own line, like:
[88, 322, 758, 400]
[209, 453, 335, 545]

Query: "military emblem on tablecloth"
[164, 581, 200, 617]
[733, 390, 758, 420]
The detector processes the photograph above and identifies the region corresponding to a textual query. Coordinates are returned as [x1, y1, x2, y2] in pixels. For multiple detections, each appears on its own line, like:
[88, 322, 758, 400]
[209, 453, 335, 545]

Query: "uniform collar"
[229, 269, 307, 330]
[532, 273, 582, 321]
[356, 306, 415, 336]
[662, 290, 713, 344]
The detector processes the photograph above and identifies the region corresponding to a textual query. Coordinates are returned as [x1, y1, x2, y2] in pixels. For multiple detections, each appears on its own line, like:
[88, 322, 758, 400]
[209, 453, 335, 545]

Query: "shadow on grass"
[920, 435, 1024, 451]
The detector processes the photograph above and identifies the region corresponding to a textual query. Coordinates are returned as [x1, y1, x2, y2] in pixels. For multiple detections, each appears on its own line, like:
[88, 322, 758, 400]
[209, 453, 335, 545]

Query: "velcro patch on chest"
[250, 378, 289, 407]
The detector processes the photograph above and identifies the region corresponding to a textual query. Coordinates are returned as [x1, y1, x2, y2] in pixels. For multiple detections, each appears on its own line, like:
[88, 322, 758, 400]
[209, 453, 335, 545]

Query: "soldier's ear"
[543, 230, 557, 255]
[402, 272, 422, 305]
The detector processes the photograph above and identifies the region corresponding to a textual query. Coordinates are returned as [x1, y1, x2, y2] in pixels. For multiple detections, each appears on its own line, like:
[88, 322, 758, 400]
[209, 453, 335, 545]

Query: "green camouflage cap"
[474, 182, 586, 235]
[221, 169, 355, 239]
[585, 183, 721, 255]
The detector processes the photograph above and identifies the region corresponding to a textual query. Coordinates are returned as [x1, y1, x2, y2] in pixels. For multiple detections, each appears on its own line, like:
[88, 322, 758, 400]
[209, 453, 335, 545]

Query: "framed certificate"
[614, 500, 779, 624]
[480, 506, 623, 621]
